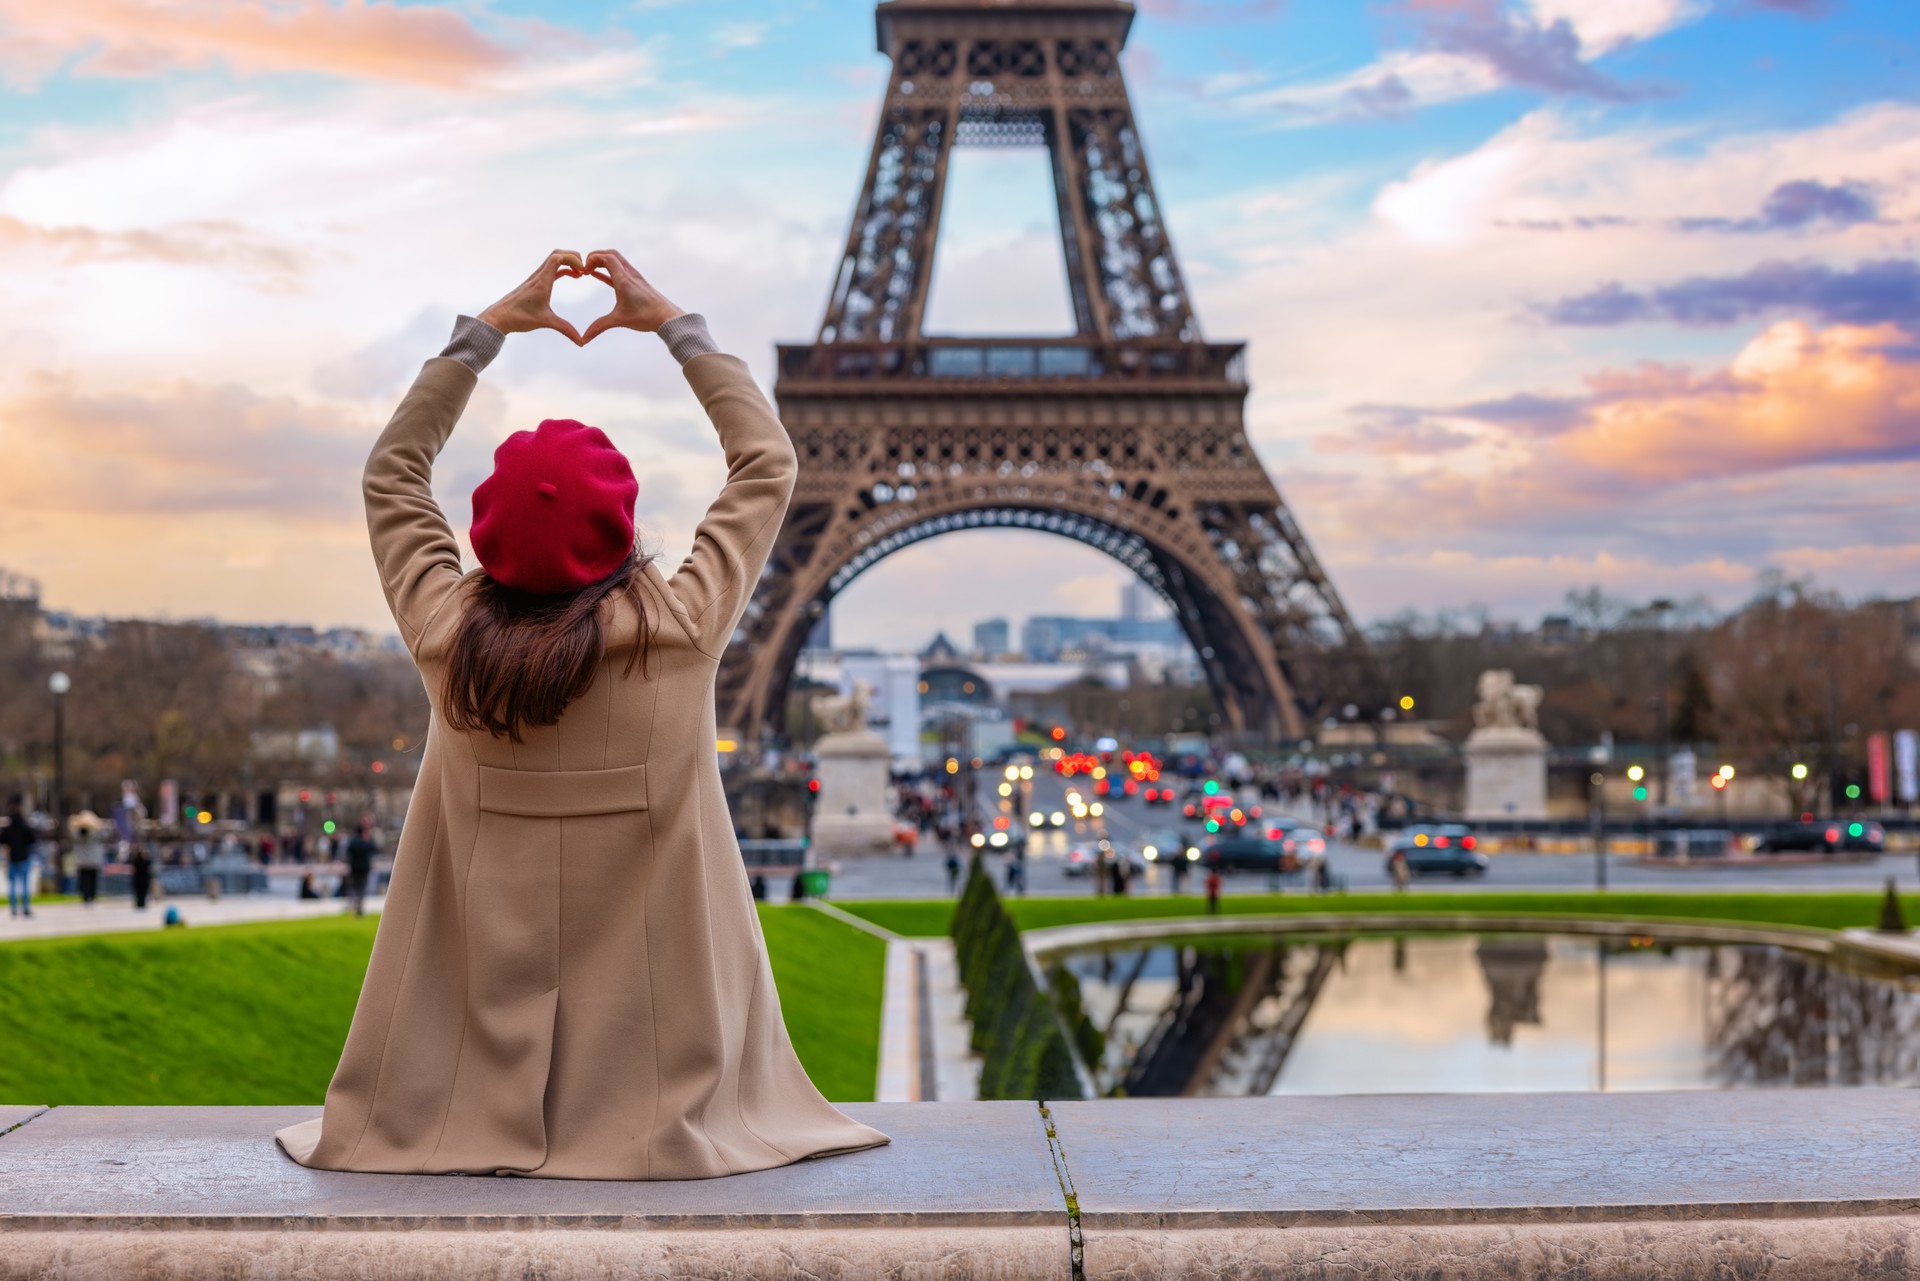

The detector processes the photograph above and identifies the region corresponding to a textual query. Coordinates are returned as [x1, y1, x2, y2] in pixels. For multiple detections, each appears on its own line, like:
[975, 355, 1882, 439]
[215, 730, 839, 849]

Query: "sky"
[0, 0, 1914, 651]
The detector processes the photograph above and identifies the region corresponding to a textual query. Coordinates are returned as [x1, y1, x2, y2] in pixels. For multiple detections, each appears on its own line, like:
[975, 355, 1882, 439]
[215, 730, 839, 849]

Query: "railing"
[776, 338, 1247, 387]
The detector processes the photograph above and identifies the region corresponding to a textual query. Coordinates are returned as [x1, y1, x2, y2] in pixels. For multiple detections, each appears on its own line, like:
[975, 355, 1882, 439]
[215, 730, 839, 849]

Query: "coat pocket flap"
[477, 763, 649, 817]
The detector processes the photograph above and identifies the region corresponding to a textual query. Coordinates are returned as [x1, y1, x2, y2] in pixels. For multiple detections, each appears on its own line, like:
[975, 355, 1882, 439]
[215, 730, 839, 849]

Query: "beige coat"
[276, 351, 888, 1179]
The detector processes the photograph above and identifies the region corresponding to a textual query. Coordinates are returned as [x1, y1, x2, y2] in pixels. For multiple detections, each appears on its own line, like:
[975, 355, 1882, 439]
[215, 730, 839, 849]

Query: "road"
[821, 769, 1920, 901]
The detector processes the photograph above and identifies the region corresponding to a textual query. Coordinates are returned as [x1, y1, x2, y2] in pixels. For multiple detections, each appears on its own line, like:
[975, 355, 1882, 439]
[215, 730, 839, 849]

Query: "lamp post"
[49, 671, 70, 872]
[1649, 599, 1674, 810]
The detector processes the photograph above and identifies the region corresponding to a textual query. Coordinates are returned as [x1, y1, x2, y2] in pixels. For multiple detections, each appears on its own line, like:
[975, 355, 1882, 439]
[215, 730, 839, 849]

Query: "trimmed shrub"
[947, 858, 1086, 1100]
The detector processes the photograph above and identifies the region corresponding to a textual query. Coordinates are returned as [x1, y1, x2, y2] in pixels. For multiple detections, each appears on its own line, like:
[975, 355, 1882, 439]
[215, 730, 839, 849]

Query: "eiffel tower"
[718, 0, 1364, 744]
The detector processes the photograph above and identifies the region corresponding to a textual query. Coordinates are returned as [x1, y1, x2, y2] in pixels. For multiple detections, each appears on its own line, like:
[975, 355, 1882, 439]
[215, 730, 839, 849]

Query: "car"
[1755, 820, 1886, 854]
[1203, 835, 1300, 874]
[1138, 830, 1202, 867]
[1386, 825, 1488, 877]
[1141, 785, 1175, 806]
[1064, 839, 1143, 879]
[1262, 820, 1326, 863]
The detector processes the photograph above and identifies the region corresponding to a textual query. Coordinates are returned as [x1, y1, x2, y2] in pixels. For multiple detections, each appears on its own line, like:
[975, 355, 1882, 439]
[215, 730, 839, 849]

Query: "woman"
[276, 250, 887, 1180]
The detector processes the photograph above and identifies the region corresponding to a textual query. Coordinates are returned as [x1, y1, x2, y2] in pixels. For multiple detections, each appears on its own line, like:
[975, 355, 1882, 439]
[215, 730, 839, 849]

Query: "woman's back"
[275, 251, 886, 1179]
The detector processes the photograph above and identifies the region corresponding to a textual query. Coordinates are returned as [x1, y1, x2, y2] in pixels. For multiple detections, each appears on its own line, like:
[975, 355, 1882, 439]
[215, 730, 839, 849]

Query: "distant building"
[803, 605, 832, 652]
[972, 617, 1010, 658]
[922, 631, 961, 661]
[1021, 613, 1184, 660]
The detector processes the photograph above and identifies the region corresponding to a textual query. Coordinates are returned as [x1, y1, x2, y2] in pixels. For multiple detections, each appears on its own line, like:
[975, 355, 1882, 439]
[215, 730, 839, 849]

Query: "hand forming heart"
[477, 249, 685, 347]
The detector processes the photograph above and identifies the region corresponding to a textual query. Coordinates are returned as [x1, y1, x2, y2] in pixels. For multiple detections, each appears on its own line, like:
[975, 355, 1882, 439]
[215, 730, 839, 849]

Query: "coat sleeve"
[363, 356, 478, 650]
[667, 353, 798, 658]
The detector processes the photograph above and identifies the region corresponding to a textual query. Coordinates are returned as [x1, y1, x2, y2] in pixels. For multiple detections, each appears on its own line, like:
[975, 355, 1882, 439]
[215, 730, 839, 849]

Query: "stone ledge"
[3, 1093, 1918, 1279]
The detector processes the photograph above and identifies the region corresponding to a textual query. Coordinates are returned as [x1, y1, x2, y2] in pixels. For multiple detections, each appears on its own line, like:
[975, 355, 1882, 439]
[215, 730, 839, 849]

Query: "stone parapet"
[3, 1093, 1919, 1278]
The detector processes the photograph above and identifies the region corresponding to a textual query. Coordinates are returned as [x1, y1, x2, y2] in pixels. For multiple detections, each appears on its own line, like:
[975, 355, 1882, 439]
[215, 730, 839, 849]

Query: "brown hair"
[442, 552, 653, 741]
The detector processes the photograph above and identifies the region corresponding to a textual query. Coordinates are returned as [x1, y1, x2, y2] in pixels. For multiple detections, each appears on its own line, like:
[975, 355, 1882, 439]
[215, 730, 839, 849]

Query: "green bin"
[799, 868, 831, 898]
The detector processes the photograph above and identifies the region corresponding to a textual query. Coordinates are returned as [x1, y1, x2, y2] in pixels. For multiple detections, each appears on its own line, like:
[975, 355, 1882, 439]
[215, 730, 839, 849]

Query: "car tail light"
[1462, 836, 1476, 851]
[1435, 836, 1450, 849]
[1827, 828, 1840, 843]
[1250, 806, 1262, 818]
[1184, 804, 1196, 817]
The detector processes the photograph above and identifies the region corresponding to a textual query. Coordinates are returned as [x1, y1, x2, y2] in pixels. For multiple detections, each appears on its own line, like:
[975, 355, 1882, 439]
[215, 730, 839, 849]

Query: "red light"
[1711, 776, 1727, 791]
[370, 761, 385, 774]
[1461, 835, 1476, 850]
[994, 816, 1009, 830]
[1050, 727, 1066, 741]
[1800, 812, 1814, 823]
[298, 790, 311, 803]
[1435, 836, 1450, 848]
[1250, 806, 1261, 818]
[807, 778, 821, 793]
[1827, 828, 1840, 843]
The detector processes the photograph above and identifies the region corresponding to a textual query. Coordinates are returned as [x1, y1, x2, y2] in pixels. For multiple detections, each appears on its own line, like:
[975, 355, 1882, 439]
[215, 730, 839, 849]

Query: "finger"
[548, 249, 585, 274]
[539, 308, 583, 345]
[580, 312, 617, 345]
[585, 265, 615, 285]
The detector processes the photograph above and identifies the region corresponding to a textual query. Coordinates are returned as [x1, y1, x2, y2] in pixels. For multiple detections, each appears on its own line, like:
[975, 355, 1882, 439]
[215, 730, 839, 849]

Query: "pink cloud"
[0, 0, 521, 90]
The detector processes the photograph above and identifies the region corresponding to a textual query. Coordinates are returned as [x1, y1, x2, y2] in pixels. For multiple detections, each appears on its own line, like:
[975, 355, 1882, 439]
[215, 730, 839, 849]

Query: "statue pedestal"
[810, 730, 895, 857]
[1464, 727, 1548, 821]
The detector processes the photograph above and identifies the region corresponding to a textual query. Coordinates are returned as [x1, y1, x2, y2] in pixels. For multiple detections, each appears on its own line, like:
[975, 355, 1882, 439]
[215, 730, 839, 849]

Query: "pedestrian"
[3, 800, 34, 918]
[790, 868, 808, 902]
[130, 842, 154, 910]
[1170, 852, 1188, 895]
[298, 870, 322, 900]
[1003, 852, 1020, 895]
[1205, 867, 1223, 915]
[1389, 848, 1411, 893]
[945, 850, 962, 895]
[749, 874, 767, 902]
[345, 822, 376, 917]
[274, 251, 886, 1180]
[71, 814, 107, 907]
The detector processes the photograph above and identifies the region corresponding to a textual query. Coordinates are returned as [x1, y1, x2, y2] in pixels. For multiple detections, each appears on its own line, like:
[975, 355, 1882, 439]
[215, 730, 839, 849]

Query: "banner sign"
[1868, 732, 1891, 806]
[1896, 730, 1918, 806]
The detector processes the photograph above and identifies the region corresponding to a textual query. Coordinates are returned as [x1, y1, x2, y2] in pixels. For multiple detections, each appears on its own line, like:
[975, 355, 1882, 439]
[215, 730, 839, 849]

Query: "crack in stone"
[1038, 1101, 1085, 1281]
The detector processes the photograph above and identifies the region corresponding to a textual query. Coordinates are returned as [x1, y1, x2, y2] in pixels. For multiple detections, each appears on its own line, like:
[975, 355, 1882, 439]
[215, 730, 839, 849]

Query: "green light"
[1205, 819, 1220, 832]
[1846, 784, 1862, 800]
[323, 820, 337, 835]
[1202, 779, 1220, 796]
[1850, 822, 1865, 838]
[1633, 786, 1648, 802]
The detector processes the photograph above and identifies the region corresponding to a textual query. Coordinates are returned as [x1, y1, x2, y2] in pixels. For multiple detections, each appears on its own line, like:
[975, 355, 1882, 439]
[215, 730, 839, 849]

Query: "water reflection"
[1053, 934, 1920, 1096]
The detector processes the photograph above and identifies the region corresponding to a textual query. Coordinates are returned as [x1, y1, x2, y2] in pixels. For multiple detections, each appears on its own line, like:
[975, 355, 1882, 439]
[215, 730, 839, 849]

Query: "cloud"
[0, 214, 307, 284]
[1676, 178, 1880, 233]
[1332, 321, 1920, 492]
[1540, 258, 1920, 328]
[1409, 1, 1652, 102]
[1240, 0, 1694, 123]
[0, 371, 369, 517]
[1135, 0, 1287, 21]
[0, 0, 527, 91]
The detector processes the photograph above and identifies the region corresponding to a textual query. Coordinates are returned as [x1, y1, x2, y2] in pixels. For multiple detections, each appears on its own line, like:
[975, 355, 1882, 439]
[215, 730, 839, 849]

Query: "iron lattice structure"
[718, 0, 1364, 744]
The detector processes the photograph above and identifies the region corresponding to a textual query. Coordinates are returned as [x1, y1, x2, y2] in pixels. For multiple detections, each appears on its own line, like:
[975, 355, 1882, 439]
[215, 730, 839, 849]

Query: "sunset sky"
[0, 0, 1914, 649]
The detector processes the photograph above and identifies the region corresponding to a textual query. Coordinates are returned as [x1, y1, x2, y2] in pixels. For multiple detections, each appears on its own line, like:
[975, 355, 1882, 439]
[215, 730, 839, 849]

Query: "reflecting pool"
[1049, 933, 1920, 1096]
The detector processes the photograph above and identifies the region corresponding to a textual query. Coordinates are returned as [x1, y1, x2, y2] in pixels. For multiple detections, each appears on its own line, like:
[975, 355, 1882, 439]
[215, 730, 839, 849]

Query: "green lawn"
[836, 890, 1917, 939]
[0, 905, 883, 1106]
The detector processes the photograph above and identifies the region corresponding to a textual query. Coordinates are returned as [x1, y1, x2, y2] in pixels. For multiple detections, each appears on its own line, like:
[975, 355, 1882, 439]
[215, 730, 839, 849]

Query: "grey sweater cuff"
[659, 313, 718, 365]
[441, 315, 506, 373]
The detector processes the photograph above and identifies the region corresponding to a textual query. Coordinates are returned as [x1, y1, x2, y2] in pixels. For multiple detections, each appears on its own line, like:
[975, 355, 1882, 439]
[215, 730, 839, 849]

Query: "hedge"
[949, 856, 1086, 1100]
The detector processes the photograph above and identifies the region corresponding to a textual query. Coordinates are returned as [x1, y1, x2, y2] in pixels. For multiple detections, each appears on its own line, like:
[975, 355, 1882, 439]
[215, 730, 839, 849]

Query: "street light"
[48, 671, 70, 872]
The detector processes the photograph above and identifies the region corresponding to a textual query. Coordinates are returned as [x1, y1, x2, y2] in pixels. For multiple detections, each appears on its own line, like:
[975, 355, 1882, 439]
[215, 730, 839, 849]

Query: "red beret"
[470, 419, 638, 595]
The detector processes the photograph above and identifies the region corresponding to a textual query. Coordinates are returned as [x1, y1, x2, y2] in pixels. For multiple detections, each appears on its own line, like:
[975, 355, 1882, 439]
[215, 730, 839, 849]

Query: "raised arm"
[583, 250, 798, 656]
[364, 251, 585, 649]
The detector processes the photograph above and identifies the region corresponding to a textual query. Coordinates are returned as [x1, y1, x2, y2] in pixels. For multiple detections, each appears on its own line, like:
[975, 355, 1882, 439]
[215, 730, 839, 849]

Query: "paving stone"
[1047, 1091, 1920, 1228]
[0, 1102, 1063, 1228]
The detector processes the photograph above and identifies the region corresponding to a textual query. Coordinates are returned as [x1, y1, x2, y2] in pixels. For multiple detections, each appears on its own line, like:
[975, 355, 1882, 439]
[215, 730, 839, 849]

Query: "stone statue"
[1472, 669, 1543, 733]
[811, 683, 873, 736]
[1464, 669, 1548, 820]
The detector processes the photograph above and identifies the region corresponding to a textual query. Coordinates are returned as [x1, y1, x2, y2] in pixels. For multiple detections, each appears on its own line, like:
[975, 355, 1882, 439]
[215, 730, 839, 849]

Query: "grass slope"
[0, 905, 883, 1106]
[836, 890, 1920, 939]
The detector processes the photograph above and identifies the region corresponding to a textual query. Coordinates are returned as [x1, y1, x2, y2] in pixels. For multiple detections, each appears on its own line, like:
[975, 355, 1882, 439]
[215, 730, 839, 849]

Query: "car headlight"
[1186, 847, 1200, 861]
[1143, 846, 1158, 861]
